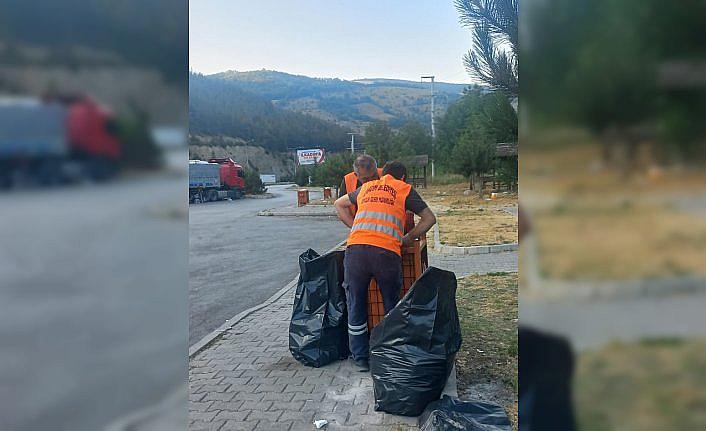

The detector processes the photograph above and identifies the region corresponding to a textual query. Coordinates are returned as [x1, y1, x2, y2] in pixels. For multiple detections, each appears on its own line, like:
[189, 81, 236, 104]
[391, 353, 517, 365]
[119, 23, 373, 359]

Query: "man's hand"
[402, 208, 436, 246]
[401, 234, 415, 247]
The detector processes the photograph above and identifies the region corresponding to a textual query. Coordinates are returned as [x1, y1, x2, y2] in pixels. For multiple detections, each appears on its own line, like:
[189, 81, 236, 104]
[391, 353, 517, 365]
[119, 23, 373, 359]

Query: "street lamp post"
[421, 75, 436, 178]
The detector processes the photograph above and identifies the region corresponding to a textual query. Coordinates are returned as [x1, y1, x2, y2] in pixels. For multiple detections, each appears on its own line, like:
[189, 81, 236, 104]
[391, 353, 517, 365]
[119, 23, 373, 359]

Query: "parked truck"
[0, 95, 121, 188]
[189, 158, 246, 203]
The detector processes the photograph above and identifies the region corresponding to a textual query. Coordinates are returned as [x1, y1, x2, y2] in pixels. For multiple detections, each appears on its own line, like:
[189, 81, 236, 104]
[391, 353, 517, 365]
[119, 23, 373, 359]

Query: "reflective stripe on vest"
[346, 175, 411, 255]
[350, 222, 403, 242]
[353, 210, 405, 234]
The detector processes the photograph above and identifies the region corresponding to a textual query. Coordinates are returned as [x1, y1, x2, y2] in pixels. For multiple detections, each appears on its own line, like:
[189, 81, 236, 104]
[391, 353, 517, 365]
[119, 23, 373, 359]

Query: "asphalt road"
[0, 174, 188, 431]
[189, 184, 350, 345]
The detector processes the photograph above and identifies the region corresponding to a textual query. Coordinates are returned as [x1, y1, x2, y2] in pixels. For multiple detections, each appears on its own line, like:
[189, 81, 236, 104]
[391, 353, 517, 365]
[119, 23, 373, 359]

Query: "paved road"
[521, 290, 706, 351]
[189, 185, 349, 345]
[0, 175, 188, 431]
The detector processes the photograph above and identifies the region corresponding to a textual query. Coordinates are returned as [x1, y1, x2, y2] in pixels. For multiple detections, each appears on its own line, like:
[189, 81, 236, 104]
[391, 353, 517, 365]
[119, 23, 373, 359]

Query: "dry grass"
[455, 273, 518, 429]
[418, 182, 518, 247]
[522, 133, 706, 280]
[534, 202, 706, 280]
[575, 338, 706, 431]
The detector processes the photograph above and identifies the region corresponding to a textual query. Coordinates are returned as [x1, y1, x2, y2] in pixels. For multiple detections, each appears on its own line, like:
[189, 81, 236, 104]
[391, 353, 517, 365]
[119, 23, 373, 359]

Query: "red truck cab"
[208, 158, 245, 190]
[66, 96, 121, 160]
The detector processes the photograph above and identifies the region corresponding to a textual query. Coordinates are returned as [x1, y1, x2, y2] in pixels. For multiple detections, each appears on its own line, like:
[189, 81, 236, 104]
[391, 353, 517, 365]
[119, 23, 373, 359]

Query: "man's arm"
[334, 195, 355, 228]
[402, 207, 436, 246]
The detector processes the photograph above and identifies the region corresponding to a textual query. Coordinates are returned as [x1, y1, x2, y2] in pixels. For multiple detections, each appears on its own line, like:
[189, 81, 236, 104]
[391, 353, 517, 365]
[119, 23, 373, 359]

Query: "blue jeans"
[343, 244, 402, 360]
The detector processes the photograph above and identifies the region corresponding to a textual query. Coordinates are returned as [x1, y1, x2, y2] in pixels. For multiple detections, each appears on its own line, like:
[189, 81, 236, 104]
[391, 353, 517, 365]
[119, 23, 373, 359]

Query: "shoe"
[354, 358, 370, 372]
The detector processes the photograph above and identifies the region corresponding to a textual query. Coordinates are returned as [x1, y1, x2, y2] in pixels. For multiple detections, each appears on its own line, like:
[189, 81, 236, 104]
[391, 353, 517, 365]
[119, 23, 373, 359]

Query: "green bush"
[294, 166, 311, 186]
[114, 107, 162, 169]
[243, 168, 266, 194]
[310, 153, 354, 188]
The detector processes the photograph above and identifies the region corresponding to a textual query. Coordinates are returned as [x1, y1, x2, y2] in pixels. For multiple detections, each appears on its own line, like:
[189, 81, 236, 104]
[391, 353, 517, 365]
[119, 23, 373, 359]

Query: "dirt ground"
[522, 136, 706, 281]
[418, 182, 518, 247]
[455, 273, 519, 429]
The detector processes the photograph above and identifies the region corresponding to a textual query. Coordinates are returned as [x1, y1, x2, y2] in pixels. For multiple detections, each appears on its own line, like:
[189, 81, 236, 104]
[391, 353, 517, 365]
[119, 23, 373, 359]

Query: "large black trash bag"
[418, 395, 512, 431]
[289, 248, 349, 367]
[370, 267, 462, 416]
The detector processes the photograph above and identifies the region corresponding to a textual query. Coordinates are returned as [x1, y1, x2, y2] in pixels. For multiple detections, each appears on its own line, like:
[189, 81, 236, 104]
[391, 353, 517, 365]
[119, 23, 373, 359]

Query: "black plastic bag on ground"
[418, 395, 512, 431]
[289, 248, 349, 367]
[370, 267, 462, 416]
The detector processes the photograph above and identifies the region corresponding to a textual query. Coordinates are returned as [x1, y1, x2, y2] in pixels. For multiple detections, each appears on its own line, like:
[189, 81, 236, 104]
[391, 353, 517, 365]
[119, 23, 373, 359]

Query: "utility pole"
[421, 75, 436, 177]
[347, 132, 357, 154]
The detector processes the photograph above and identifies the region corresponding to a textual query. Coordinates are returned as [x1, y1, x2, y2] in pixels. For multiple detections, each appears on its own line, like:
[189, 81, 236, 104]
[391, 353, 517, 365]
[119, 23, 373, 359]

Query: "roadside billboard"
[296, 148, 325, 165]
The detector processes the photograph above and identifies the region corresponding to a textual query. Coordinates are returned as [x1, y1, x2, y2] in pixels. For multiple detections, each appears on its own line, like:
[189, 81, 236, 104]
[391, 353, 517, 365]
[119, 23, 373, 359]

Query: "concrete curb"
[522, 234, 706, 301]
[188, 240, 347, 359]
[529, 274, 706, 302]
[258, 208, 337, 217]
[433, 223, 518, 255]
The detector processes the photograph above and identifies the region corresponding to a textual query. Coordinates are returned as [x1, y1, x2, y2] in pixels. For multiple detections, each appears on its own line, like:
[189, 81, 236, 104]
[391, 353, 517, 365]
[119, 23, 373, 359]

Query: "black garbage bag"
[418, 395, 512, 431]
[370, 267, 462, 416]
[289, 248, 349, 367]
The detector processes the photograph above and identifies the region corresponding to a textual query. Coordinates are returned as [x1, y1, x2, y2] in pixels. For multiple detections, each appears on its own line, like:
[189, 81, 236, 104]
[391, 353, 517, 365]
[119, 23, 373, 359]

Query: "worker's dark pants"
[343, 244, 402, 360]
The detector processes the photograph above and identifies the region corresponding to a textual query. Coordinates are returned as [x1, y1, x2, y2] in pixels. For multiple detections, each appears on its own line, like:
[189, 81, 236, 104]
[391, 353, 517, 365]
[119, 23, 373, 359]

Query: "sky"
[189, 0, 475, 84]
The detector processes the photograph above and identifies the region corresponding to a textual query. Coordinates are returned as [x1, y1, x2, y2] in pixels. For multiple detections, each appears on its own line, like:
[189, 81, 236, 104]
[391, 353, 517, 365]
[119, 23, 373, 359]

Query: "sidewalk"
[189, 250, 518, 431]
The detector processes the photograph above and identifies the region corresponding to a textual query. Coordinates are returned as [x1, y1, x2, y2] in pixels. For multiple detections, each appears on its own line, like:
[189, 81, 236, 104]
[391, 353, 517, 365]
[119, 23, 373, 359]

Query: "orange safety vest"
[347, 175, 412, 256]
[344, 168, 384, 215]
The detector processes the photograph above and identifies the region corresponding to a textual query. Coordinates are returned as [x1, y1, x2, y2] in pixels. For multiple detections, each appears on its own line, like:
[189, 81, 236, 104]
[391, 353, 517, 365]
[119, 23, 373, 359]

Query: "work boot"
[354, 358, 370, 372]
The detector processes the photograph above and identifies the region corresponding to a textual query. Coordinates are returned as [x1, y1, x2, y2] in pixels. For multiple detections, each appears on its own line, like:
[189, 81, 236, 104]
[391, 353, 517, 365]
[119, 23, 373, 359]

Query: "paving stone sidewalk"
[189, 250, 518, 431]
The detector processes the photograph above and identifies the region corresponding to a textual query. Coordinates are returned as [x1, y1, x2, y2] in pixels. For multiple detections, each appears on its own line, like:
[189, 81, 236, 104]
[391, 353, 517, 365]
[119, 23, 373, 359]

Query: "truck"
[189, 157, 246, 203]
[0, 95, 121, 188]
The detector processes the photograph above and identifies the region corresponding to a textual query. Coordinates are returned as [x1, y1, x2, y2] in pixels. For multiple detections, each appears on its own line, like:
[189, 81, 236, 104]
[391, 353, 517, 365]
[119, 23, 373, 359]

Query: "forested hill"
[189, 73, 350, 152]
[210, 70, 470, 131]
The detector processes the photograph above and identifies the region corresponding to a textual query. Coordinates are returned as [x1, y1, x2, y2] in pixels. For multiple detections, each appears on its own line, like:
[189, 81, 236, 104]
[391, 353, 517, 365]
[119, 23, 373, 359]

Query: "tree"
[115, 103, 162, 169]
[294, 166, 311, 186]
[363, 121, 394, 163]
[242, 168, 266, 194]
[436, 89, 517, 181]
[363, 120, 424, 166]
[396, 121, 432, 156]
[453, 132, 496, 195]
[455, 0, 518, 97]
[310, 153, 355, 191]
[523, 0, 706, 164]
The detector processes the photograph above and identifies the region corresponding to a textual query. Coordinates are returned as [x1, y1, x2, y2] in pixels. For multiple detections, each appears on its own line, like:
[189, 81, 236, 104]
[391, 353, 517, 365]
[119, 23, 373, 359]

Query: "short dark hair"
[382, 161, 407, 180]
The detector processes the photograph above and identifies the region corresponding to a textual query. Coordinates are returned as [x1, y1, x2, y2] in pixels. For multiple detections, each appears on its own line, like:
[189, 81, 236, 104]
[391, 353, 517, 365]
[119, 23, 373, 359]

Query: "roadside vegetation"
[575, 338, 706, 430]
[523, 139, 706, 280]
[455, 273, 518, 429]
[418, 181, 517, 247]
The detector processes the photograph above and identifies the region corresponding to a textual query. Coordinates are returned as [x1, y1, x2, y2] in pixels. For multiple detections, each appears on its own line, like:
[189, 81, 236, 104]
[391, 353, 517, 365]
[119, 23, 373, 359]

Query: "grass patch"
[534, 202, 706, 280]
[575, 339, 706, 431]
[418, 182, 518, 247]
[521, 135, 706, 281]
[455, 273, 518, 428]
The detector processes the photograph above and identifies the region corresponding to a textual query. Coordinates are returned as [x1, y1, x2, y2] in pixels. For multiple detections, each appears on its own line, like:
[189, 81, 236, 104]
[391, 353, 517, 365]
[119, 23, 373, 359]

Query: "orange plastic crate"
[367, 211, 427, 330]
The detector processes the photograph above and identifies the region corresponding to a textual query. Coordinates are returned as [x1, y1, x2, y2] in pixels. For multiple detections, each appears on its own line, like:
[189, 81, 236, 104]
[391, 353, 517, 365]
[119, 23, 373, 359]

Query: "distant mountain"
[210, 70, 471, 132]
[189, 73, 349, 152]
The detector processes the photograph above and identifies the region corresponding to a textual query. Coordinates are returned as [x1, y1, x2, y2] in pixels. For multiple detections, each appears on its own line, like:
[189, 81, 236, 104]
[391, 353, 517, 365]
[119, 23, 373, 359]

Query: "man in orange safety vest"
[333, 161, 436, 371]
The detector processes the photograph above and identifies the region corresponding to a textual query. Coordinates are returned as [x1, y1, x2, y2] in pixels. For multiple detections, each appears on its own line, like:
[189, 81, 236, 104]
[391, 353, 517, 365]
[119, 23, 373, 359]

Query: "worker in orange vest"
[338, 155, 384, 214]
[333, 161, 436, 371]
